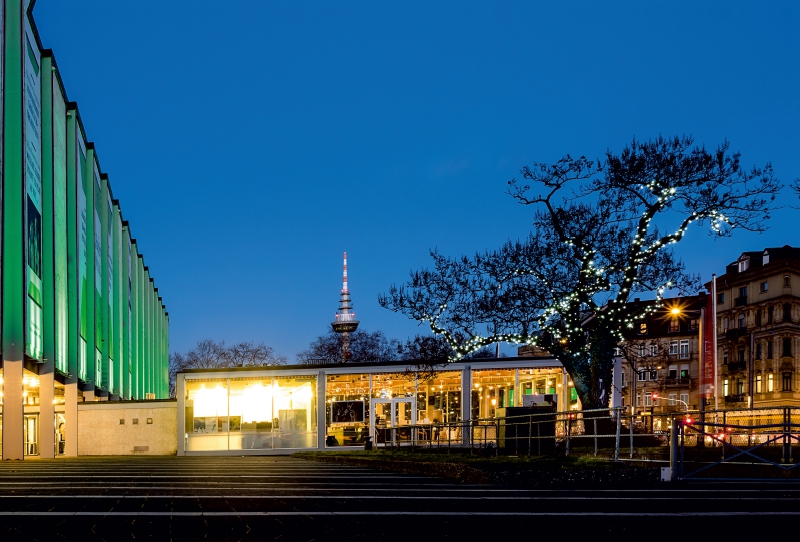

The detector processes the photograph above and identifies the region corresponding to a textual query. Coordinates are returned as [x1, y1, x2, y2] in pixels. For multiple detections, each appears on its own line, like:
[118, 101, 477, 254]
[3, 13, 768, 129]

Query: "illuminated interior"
[185, 376, 317, 452]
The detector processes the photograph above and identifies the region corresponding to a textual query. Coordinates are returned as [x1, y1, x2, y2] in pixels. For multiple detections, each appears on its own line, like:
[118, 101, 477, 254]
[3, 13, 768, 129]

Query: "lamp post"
[669, 303, 712, 447]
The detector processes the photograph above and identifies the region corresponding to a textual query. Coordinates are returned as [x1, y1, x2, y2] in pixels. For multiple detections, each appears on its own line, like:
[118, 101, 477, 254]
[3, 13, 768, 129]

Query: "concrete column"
[64, 380, 78, 456]
[316, 370, 326, 450]
[176, 374, 185, 456]
[38, 372, 55, 458]
[2, 361, 24, 460]
[461, 365, 471, 421]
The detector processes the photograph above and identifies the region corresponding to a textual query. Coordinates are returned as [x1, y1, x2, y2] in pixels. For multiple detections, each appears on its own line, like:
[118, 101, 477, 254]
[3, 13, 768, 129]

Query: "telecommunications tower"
[331, 252, 359, 362]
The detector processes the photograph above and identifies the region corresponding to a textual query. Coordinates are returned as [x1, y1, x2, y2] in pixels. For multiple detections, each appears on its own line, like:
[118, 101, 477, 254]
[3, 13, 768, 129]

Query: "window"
[645, 392, 652, 407]
[783, 372, 793, 392]
[756, 374, 762, 393]
[738, 259, 749, 273]
[669, 341, 679, 355]
[756, 343, 762, 360]
[717, 292, 725, 304]
[723, 350, 729, 365]
[688, 318, 699, 331]
[738, 349, 745, 363]
[739, 286, 748, 298]
[768, 373, 774, 392]
[650, 344, 658, 357]
[680, 392, 689, 406]
[668, 365, 677, 379]
[668, 393, 677, 406]
[737, 379, 744, 395]
[785, 275, 791, 287]
[649, 370, 658, 381]
[680, 365, 689, 379]
[723, 317, 729, 331]
[679, 340, 690, 359]
[638, 344, 646, 357]
[738, 314, 746, 329]
[723, 379, 729, 396]
[783, 337, 792, 357]
[760, 281, 768, 293]
[638, 323, 648, 335]
[756, 309, 762, 326]
[768, 341, 773, 359]
[621, 370, 626, 387]
[638, 371, 646, 382]
[668, 320, 680, 333]
[768, 306, 774, 324]
[783, 303, 792, 322]
[636, 393, 642, 407]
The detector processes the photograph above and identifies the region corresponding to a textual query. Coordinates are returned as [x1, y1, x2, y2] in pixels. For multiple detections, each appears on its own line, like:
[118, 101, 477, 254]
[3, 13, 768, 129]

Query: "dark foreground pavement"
[0, 456, 797, 540]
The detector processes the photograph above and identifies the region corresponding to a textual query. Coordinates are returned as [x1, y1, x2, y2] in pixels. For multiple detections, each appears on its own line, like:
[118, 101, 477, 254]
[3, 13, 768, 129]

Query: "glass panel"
[185, 379, 229, 451]
[394, 400, 412, 426]
[273, 376, 317, 449]
[326, 373, 369, 447]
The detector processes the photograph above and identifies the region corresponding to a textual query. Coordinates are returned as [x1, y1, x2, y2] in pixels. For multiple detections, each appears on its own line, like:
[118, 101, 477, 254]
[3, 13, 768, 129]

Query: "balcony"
[725, 328, 748, 340]
[725, 361, 747, 372]
[664, 377, 694, 387]
[734, 296, 748, 307]
[724, 393, 747, 404]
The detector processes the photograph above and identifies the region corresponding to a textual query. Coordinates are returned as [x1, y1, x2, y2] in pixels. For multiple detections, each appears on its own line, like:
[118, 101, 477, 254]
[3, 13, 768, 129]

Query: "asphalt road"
[0, 456, 797, 540]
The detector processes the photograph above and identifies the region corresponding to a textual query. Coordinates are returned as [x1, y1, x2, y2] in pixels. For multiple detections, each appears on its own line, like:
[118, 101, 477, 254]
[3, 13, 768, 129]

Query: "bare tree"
[381, 136, 781, 409]
[227, 341, 287, 367]
[296, 329, 400, 364]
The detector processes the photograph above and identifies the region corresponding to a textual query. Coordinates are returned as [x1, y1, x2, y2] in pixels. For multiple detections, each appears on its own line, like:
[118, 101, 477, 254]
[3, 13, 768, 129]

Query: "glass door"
[24, 414, 39, 456]
[370, 398, 416, 445]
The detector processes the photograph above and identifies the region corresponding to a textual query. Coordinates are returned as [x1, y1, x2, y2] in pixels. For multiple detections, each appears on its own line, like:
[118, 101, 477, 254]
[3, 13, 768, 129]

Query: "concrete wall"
[78, 400, 177, 456]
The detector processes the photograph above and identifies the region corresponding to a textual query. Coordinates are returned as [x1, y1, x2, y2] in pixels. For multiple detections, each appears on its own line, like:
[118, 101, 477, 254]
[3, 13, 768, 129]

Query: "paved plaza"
[0, 456, 797, 539]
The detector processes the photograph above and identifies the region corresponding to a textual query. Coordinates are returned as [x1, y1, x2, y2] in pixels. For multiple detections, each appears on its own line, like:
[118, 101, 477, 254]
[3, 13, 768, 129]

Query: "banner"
[24, 20, 43, 359]
[53, 74, 68, 373]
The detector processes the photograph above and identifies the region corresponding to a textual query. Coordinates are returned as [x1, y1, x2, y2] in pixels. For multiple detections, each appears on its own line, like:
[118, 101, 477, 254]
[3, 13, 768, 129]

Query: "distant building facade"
[714, 246, 800, 408]
[617, 295, 706, 417]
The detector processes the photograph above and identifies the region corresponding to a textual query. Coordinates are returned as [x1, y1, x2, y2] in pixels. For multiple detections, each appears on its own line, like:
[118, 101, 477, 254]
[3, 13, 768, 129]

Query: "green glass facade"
[1, 0, 169, 459]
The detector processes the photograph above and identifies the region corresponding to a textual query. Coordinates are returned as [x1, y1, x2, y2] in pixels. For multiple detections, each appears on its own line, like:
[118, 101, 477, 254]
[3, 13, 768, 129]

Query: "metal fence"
[374, 407, 626, 459]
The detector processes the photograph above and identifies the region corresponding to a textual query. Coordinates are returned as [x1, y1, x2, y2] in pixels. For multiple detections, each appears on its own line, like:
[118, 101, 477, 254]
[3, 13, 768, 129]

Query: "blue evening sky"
[34, 1, 800, 359]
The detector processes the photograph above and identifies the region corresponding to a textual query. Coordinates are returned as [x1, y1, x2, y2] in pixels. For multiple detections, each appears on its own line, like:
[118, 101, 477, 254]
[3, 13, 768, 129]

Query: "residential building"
[617, 294, 707, 420]
[714, 246, 800, 408]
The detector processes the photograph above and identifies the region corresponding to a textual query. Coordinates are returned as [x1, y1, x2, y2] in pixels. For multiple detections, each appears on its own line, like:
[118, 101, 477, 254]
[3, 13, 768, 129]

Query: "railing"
[724, 393, 747, 404]
[725, 361, 747, 372]
[734, 296, 748, 307]
[664, 377, 693, 386]
[374, 408, 625, 460]
[334, 313, 358, 322]
[674, 406, 800, 480]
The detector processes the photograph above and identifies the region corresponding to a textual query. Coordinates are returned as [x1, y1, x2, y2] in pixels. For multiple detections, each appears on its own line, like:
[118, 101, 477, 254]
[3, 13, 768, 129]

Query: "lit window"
[768, 373, 774, 392]
[638, 323, 647, 335]
[668, 320, 680, 333]
[756, 374, 762, 393]
[737, 379, 744, 395]
[723, 379, 729, 396]
[688, 318, 699, 331]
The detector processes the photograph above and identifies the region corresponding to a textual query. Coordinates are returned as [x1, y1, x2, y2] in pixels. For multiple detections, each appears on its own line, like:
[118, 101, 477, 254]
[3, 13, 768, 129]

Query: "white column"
[38, 372, 55, 458]
[176, 374, 185, 456]
[1, 361, 24, 460]
[514, 369, 521, 406]
[64, 379, 78, 457]
[317, 370, 326, 450]
[612, 356, 622, 408]
[461, 365, 471, 421]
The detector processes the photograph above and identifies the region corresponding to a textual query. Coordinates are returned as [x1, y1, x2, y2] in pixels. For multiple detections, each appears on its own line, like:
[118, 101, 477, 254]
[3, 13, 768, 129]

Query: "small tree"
[381, 136, 780, 409]
[296, 329, 400, 363]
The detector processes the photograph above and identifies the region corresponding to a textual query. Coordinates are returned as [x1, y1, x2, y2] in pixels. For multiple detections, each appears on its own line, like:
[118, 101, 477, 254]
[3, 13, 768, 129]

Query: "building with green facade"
[0, 0, 169, 459]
